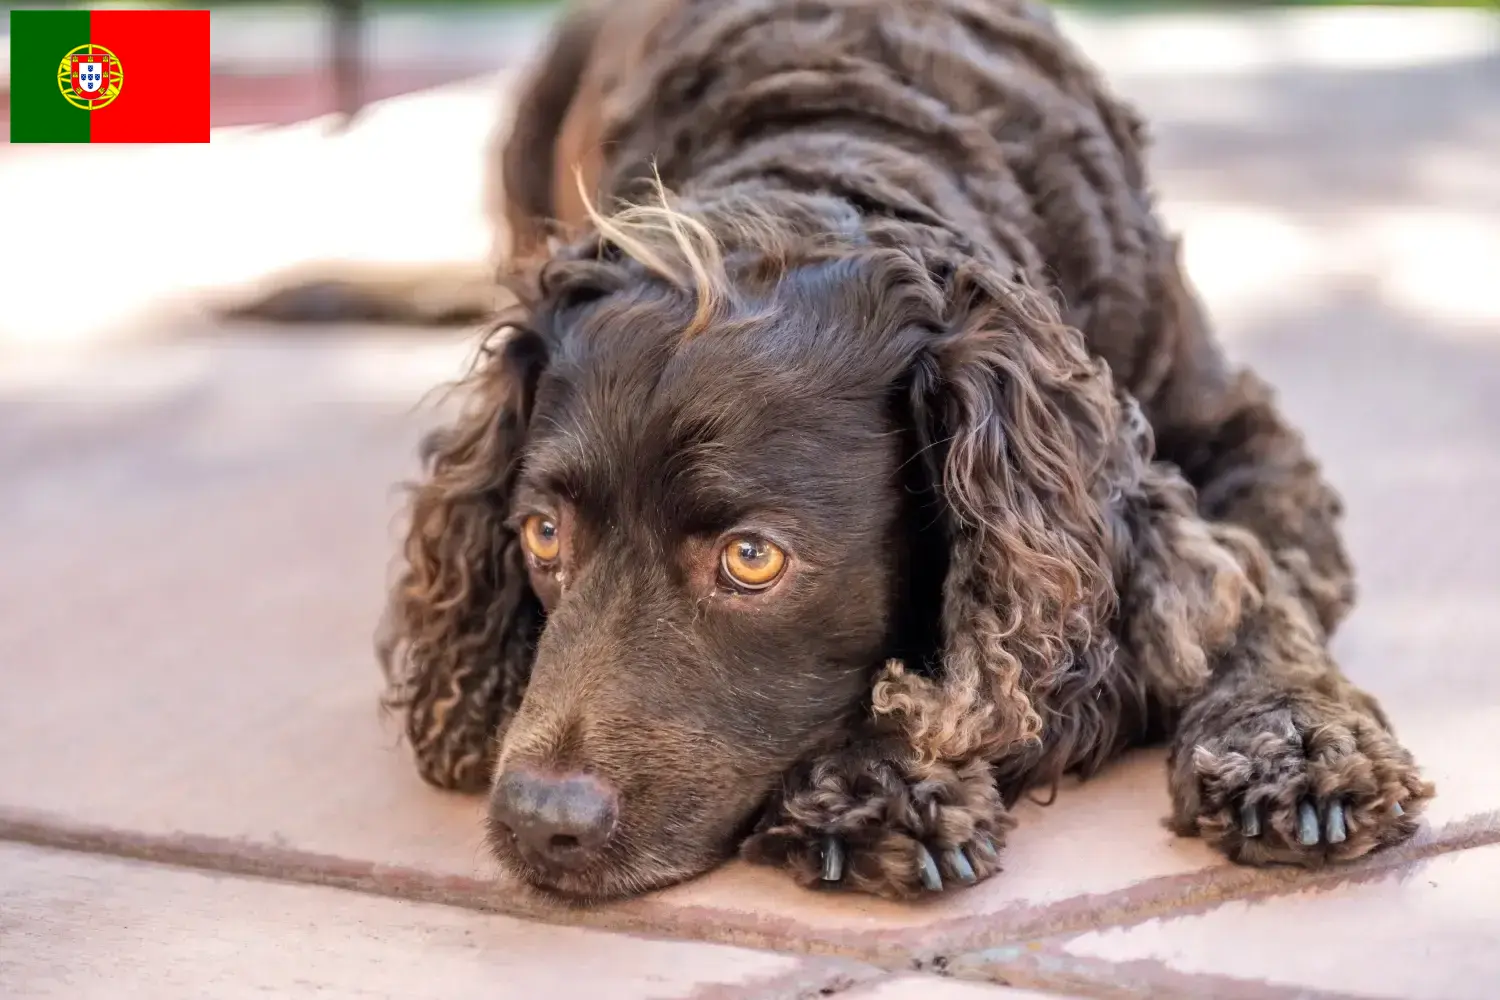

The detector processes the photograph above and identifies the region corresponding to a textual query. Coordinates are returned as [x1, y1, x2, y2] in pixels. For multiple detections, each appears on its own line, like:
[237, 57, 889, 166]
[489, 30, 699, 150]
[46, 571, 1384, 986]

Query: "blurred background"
[1, 0, 1494, 351]
[0, 0, 1494, 350]
[0, 0, 1498, 933]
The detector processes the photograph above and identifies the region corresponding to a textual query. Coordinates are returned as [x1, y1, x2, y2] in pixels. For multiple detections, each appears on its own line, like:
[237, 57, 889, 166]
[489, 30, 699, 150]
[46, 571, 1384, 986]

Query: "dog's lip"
[508, 864, 616, 906]
[487, 820, 703, 904]
[491, 842, 626, 905]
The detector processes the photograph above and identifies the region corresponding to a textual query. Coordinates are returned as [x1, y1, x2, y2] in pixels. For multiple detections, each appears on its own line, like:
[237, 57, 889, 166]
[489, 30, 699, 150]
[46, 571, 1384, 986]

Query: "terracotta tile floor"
[2, 8, 1497, 999]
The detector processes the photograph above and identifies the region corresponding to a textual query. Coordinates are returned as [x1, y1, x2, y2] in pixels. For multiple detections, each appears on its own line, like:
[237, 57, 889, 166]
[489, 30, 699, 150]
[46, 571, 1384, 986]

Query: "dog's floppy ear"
[875, 257, 1124, 769]
[378, 320, 550, 792]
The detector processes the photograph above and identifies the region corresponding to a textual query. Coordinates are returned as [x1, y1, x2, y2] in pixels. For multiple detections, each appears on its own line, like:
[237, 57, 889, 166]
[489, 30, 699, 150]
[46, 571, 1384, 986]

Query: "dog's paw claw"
[1326, 800, 1348, 845]
[1297, 800, 1320, 846]
[1183, 702, 1433, 866]
[915, 843, 943, 892]
[1240, 802, 1262, 838]
[945, 846, 976, 883]
[820, 835, 845, 882]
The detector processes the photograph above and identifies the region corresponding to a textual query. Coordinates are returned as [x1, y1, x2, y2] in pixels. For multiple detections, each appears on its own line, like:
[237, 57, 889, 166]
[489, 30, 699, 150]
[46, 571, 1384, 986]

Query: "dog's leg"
[1119, 245, 1433, 860]
[1114, 458, 1432, 863]
[740, 721, 1014, 899]
[1106, 453, 1433, 864]
[1160, 370, 1354, 638]
[1134, 242, 1355, 637]
[1165, 566, 1434, 865]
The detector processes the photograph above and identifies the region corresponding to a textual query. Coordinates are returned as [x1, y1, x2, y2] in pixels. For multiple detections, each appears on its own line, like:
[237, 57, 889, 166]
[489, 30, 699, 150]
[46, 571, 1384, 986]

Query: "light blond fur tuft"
[574, 167, 729, 338]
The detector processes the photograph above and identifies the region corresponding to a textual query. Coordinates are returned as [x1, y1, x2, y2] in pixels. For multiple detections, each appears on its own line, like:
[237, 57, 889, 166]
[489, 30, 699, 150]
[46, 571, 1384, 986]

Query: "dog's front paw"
[1173, 698, 1434, 866]
[741, 749, 1014, 900]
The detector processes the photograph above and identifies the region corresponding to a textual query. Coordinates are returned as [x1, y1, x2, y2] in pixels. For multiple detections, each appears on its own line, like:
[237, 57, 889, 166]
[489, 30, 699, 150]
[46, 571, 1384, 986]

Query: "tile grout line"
[1, 806, 1497, 985]
[676, 958, 887, 1000]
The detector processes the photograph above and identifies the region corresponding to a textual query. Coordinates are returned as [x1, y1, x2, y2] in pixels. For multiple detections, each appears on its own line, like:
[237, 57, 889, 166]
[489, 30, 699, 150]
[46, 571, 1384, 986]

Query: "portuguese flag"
[8, 9, 211, 143]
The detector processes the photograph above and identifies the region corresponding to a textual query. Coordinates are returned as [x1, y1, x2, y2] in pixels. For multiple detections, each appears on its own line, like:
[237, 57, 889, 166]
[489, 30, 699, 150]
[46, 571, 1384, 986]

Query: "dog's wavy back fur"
[540, 0, 1170, 382]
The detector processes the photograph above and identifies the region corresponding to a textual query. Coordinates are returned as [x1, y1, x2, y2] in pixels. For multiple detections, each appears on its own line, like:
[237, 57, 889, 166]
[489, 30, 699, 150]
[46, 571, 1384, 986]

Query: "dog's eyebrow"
[514, 415, 603, 504]
[666, 468, 772, 530]
[515, 435, 761, 533]
[660, 427, 868, 530]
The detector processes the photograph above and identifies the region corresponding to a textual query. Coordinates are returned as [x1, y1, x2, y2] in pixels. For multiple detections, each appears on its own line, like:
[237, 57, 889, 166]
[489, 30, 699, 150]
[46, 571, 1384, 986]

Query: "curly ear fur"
[377, 322, 549, 792]
[871, 254, 1273, 796]
[872, 258, 1122, 768]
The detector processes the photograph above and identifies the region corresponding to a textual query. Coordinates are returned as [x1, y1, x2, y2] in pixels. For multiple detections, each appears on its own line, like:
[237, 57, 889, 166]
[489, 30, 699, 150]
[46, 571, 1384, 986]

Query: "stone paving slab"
[1053, 842, 1500, 1000]
[0, 842, 881, 1000]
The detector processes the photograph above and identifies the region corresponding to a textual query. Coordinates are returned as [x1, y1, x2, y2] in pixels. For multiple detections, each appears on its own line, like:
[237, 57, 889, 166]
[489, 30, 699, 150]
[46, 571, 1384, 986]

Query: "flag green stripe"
[9, 10, 93, 143]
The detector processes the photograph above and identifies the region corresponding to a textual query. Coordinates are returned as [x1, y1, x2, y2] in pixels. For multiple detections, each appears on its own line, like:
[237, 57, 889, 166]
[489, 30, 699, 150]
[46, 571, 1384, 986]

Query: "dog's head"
[383, 197, 1122, 902]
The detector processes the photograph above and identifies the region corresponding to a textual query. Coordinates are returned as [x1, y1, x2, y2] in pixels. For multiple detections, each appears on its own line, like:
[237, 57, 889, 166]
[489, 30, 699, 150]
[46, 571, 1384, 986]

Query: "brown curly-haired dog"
[375, 0, 1433, 903]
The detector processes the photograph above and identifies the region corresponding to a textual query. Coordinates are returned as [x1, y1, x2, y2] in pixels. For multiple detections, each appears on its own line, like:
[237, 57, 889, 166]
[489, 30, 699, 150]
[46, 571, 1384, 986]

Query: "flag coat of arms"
[9, 9, 211, 143]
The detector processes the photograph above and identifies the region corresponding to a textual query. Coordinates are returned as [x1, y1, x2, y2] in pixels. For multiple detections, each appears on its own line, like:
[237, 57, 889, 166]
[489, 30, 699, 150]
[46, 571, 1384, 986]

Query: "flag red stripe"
[89, 10, 211, 143]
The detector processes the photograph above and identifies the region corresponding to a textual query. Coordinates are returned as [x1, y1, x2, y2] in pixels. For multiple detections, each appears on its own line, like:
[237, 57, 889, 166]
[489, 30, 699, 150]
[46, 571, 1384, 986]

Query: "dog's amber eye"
[521, 514, 561, 563]
[720, 536, 786, 590]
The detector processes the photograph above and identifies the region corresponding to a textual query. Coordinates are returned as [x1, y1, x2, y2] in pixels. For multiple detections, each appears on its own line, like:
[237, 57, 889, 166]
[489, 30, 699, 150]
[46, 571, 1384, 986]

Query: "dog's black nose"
[490, 767, 618, 868]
